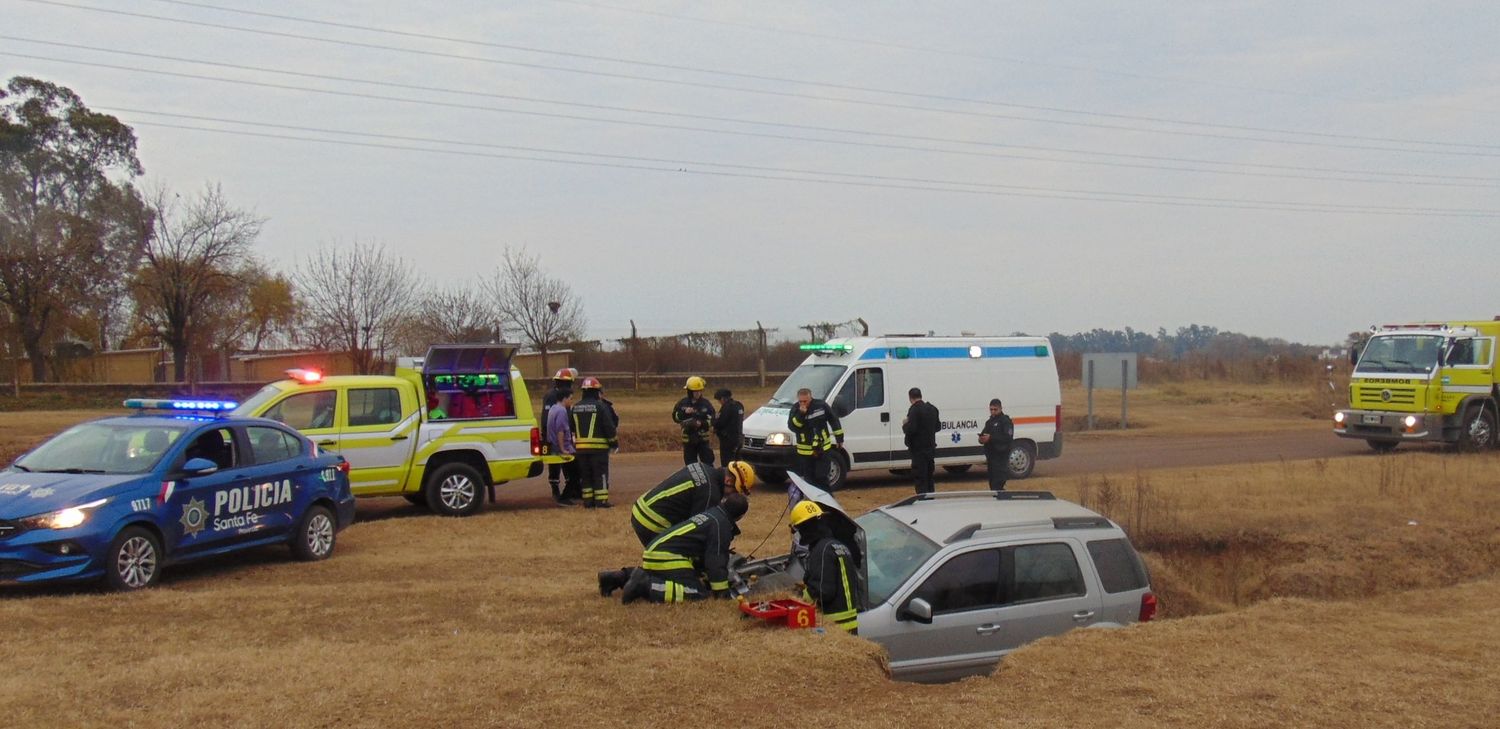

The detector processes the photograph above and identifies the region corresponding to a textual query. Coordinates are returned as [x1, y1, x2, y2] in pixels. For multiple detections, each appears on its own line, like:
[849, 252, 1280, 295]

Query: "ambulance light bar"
[124, 398, 239, 412]
[799, 343, 853, 353]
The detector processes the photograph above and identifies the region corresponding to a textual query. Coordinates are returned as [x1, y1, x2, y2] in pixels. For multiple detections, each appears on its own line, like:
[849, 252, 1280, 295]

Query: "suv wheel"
[290, 504, 336, 561]
[425, 462, 486, 517]
[105, 526, 163, 591]
[1007, 442, 1037, 479]
[1457, 405, 1497, 451]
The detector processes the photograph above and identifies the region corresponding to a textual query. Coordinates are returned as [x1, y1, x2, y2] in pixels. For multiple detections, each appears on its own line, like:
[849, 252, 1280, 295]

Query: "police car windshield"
[1356, 334, 1442, 375]
[857, 510, 939, 606]
[231, 384, 286, 417]
[768, 364, 847, 406]
[15, 422, 188, 475]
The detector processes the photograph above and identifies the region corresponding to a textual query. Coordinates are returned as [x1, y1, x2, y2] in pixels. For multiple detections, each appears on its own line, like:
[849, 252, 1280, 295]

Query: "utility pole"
[756, 320, 767, 387]
[629, 319, 640, 391]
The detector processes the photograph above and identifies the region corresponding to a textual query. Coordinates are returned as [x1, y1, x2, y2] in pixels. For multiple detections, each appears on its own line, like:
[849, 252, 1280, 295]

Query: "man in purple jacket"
[546, 390, 577, 505]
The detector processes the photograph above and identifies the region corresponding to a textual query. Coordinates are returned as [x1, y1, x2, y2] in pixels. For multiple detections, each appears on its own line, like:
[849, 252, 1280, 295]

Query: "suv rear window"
[1087, 538, 1150, 593]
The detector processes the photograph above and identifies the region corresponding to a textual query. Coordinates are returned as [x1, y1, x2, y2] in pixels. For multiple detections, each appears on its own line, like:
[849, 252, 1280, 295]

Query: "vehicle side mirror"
[181, 457, 219, 477]
[1348, 346, 1360, 367]
[901, 597, 934, 624]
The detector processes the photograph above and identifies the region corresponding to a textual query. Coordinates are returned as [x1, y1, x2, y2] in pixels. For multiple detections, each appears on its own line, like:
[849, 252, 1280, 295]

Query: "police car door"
[831, 367, 894, 466]
[336, 385, 418, 495]
[236, 424, 318, 538]
[167, 425, 253, 556]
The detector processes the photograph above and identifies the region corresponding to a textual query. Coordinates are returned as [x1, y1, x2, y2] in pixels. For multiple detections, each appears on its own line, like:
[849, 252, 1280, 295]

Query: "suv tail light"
[1138, 592, 1158, 622]
[530, 427, 541, 456]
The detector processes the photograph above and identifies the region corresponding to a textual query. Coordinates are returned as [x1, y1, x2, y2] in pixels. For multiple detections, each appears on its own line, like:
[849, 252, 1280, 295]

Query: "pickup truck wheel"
[290, 504, 336, 561]
[1006, 442, 1037, 480]
[1457, 406, 1497, 451]
[1366, 439, 1398, 453]
[426, 462, 486, 517]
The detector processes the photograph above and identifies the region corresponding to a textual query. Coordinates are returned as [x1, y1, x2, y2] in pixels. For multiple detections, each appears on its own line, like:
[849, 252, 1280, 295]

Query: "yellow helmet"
[725, 461, 757, 494]
[789, 500, 824, 527]
[684, 375, 707, 392]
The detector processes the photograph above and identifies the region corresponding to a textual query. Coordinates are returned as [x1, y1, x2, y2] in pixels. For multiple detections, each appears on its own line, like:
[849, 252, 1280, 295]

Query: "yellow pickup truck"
[233, 344, 548, 516]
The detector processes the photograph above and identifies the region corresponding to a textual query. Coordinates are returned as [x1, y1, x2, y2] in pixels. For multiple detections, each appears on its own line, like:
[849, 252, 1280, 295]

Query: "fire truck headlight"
[1403, 415, 1418, 428]
[1333, 412, 1346, 424]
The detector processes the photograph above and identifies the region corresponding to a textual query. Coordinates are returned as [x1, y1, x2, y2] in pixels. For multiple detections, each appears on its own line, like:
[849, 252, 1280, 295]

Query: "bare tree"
[296, 242, 419, 374]
[131, 183, 262, 382]
[485, 246, 586, 374]
[395, 282, 497, 355]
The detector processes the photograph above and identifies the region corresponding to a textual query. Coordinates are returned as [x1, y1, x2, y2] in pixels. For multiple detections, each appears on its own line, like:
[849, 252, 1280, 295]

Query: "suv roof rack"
[944, 513, 1112, 544]
[890, 490, 1055, 509]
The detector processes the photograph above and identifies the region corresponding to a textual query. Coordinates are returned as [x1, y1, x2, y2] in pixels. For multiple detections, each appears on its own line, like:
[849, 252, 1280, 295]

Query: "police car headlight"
[20, 498, 108, 530]
[766, 432, 791, 446]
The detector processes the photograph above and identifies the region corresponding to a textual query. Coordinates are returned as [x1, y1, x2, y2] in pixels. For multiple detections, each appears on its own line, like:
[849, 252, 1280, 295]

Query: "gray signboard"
[1083, 353, 1138, 389]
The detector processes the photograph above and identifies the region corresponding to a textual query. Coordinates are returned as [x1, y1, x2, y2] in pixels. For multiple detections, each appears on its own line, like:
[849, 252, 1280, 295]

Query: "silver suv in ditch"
[736, 483, 1157, 683]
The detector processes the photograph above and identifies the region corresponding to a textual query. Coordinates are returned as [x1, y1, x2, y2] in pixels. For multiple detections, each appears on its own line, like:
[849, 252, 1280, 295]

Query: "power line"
[18, 0, 1500, 156]
[134, 0, 1500, 150]
[104, 116, 1500, 218]
[11, 48, 1500, 196]
[8, 37, 1495, 187]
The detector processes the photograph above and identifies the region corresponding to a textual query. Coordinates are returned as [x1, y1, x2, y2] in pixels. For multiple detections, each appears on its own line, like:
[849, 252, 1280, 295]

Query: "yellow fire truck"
[1334, 319, 1500, 451]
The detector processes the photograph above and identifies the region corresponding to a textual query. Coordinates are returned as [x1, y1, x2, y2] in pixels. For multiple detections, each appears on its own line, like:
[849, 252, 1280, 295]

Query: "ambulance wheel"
[826, 451, 849, 491]
[942, 465, 972, 475]
[1366, 440, 1398, 453]
[1006, 442, 1037, 480]
[291, 505, 336, 561]
[105, 526, 163, 592]
[426, 462, 486, 517]
[1457, 406, 1496, 451]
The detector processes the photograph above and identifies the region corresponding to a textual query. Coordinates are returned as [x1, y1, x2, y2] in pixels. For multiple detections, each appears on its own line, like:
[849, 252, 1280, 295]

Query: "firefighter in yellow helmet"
[597, 492, 749, 603]
[790, 500, 861, 633]
[673, 375, 716, 467]
[626, 460, 756, 547]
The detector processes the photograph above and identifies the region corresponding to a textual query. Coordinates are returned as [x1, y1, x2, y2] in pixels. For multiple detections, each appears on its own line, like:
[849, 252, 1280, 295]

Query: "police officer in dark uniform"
[570, 377, 619, 508]
[902, 387, 941, 495]
[629, 460, 756, 547]
[712, 388, 745, 468]
[542, 368, 581, 505]
[789, 500, 861, 633]
[673, 376, 716, 466]
[979, 398, 1014, 492]
[598, 492, 749, 603]
[788, 387, 844, 489]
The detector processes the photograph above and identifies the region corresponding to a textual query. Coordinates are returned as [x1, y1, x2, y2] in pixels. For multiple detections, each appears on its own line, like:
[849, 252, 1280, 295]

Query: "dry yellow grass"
[4, 450, 1498, 727]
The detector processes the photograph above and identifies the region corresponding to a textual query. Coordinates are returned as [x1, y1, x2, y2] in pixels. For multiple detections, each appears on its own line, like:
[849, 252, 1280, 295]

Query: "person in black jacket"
[712, 388, 745, 468]
[673, 376, 716, 466]
[542, 368, 580, 505]
[788, 388, 844, 488]
[570, 377, 619, 508]
[598, 492, 749, 603]
[790, 500, 861, 633]
[902, 387, 941, 495]
[979, 398, 1015, 492]
[628, 460, 755, 546]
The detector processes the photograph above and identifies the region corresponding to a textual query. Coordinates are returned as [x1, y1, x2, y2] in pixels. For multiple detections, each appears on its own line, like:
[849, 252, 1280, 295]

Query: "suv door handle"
[316, 440, 337, 446]
[1072, 611, 1096, 622]
[975, 623, 1001, 635]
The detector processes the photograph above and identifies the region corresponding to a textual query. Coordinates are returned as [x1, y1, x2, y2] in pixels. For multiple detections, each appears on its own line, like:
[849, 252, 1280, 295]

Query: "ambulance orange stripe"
[1013, 416, 1055, 425]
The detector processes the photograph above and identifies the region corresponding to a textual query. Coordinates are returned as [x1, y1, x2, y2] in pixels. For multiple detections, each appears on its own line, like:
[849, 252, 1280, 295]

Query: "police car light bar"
[799, 343, 853, 353]
[286, 368, 324, 384]
[124, 398, 239, 412]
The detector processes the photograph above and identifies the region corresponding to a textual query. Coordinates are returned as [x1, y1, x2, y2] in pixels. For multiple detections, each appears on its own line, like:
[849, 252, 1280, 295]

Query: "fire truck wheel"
[1457, 406, 1497, 451]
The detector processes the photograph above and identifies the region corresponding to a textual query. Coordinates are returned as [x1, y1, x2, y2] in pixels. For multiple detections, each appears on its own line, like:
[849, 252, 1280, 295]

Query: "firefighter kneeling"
[790, 500, 861, 633]
[629, 460, 756, 547]
[598, 492, 748, 603]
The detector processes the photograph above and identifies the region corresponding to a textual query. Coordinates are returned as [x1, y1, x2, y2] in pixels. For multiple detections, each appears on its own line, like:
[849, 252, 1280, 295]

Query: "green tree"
[0, 76, 149, 380]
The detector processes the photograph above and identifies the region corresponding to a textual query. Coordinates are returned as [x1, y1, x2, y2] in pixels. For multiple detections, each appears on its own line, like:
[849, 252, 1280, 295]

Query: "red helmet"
[553, 368, 575, 381]
[579, 376, 602, 390]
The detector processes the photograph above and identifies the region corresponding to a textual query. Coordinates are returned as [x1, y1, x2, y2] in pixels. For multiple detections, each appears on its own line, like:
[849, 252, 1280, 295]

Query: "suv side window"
[265, 391, 337, 430]
[1086, 538, 1150, 594]
[247, 426, 301, 465]
[1010, 542, 1086, 602]
[348, 388, 402, 427]
[911, 549, 1001, 614]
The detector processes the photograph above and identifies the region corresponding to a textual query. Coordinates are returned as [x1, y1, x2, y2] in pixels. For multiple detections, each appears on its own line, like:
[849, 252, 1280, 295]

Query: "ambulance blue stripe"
[859, 346, 1044, 360]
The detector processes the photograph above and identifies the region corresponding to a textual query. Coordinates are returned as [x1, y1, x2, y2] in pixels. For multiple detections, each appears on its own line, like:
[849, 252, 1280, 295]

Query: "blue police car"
[0, 399, 356, 591]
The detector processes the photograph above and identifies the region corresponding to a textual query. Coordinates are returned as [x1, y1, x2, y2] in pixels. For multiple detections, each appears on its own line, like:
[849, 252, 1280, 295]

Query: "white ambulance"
[738, 336, 1063, 489]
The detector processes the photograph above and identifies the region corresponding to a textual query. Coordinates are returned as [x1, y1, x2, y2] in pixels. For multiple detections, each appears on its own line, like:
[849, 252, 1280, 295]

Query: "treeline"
[1047, 324, 1328, 382]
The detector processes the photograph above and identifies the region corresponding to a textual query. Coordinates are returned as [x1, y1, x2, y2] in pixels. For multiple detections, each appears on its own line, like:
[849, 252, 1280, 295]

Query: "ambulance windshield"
[1356, 334, 1442, 376]
[769, 364, 847, 406]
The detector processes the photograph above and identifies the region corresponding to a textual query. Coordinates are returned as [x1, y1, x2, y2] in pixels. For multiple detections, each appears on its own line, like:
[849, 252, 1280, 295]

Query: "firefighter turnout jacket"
[571, 391, 619, 451]
[631, 462, 725, 543]
[788, 398, 844, 456]
[673, 395, 715, 444]
[641, 505, 739, 597]
[804, 536, 861, 633]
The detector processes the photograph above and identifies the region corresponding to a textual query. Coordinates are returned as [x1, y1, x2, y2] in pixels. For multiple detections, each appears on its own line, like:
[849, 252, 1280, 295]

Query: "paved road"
[359, 429, 1372, 520]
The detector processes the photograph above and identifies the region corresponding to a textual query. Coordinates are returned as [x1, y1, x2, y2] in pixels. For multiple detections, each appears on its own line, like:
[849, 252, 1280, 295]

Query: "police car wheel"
[1006, 442, 1037, 480]
[291, 505, 336, 561]
[426, 462, 486, 517]
[105, 526, 162, 591]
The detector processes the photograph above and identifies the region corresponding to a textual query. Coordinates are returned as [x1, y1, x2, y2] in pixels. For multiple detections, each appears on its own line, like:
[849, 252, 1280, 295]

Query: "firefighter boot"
[620, 568, 651, 605]
[597, 569, 630, 597]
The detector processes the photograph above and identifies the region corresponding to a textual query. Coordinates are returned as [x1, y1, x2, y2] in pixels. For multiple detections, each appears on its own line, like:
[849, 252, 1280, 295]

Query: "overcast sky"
[6, 0, 1498, 346]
